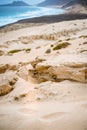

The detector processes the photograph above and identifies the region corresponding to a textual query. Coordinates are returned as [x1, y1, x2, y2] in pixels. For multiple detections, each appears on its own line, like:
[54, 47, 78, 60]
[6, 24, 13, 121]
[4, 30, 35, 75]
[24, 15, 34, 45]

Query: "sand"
[0, 15, 87, 130]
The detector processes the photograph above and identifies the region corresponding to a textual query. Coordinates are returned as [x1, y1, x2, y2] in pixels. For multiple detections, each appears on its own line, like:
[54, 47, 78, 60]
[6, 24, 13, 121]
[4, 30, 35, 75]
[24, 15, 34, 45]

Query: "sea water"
[0, 6, 64, 27]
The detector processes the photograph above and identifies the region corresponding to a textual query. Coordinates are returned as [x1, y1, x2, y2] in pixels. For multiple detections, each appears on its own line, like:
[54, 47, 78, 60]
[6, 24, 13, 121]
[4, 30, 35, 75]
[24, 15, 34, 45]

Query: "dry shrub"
[80, 50, 87, 53]
[25, 48, 31, 53]
[8, 49, 22, 54]
[79, 35, 87, 39]
[83, 42, 87, 44]
[53, 42, 70, 50]
[66, 38, 71, 41]
[58, 40, 62, 42]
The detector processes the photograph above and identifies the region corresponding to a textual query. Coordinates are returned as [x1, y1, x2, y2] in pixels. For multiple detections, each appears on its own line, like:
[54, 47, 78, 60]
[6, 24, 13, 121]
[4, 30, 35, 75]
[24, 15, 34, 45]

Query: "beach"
[0, 9, 87, 130]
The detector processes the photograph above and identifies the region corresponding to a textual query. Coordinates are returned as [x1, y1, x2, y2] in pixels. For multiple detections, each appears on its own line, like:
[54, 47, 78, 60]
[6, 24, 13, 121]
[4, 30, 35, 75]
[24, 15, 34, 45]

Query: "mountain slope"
[38, 0, 87, 7]
[63, 0, 87, 8]
[0, 1, 30, 6]
[38, 0, 71, 6]
[77, 0, 87, 6]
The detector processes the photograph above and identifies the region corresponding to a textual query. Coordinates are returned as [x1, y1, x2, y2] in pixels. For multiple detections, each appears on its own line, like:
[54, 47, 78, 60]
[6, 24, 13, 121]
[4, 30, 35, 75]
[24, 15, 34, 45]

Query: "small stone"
[36, 94, 46, 101]
[45, 49, 51, 54]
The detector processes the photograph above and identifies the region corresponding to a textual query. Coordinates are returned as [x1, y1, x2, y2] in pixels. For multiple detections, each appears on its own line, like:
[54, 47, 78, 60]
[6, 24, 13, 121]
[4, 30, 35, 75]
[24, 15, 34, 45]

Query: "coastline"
[0, 11, 87, 34]
[0, 6, 64, 28]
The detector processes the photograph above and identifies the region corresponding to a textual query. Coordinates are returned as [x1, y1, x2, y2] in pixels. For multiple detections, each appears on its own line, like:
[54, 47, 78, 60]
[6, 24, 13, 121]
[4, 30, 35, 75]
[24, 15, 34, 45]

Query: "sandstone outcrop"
[0, 64, 18, 74]
[29, 59, 86, 83]
[0, 71, 18, 96]
[17, 66, 29, 81]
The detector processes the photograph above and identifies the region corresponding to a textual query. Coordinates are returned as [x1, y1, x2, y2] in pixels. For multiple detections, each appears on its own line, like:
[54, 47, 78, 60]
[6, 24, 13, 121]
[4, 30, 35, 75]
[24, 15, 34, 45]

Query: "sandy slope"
[0, 19, 87, 130]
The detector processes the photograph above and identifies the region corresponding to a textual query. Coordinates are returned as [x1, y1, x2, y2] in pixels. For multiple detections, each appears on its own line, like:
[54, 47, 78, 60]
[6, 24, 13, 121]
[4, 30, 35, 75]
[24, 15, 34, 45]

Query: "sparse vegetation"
[53, 42, 70, 50]
[79, 35, 87, 39]
[58, 40, 62, 42]
[25, 48, 31, 53]
[66, 38, 71, 41]
[80, 50, 87, 53]
[8, 49, 22, 54]
[83, 42, 87, 44]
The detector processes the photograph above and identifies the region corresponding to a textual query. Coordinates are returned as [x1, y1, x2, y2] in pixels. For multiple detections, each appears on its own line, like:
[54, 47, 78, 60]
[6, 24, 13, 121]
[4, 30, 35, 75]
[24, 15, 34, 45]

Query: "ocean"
[0, 6, 64, 27]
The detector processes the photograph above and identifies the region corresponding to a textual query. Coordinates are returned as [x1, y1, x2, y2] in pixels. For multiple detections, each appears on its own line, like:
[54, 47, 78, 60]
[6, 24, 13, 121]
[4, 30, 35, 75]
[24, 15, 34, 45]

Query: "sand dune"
[0, 18, 87, 130]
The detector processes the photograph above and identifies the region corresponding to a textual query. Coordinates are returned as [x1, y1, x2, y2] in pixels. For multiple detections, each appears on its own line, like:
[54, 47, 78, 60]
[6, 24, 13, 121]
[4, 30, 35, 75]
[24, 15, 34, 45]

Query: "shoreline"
[0, 11, 87, 34]
[0, 3, 87, 34]
[0, 6, 64, 28]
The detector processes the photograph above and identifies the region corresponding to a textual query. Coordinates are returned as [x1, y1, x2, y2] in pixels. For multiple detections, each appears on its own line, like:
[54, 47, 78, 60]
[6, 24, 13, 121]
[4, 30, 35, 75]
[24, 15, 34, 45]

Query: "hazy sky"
[0, 0, 45, 5]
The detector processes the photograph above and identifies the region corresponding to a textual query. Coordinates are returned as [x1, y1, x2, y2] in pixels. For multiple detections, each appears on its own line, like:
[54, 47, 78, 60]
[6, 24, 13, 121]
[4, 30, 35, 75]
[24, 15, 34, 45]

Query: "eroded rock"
[17, 66, 29, 81]
[29, 59, 86, 83]
[0, 71, 18, 96]
[0, 85, 12, 96]
[0, 64, 18, 74]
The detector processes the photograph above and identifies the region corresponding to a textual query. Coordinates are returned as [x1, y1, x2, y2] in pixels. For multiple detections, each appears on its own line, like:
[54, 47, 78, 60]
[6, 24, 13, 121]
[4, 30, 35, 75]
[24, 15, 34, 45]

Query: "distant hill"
[0, 1, 30, 6]
[77, 0, 87, 6]
[63, 0, 87, 8]
[38, 0, 87, 7]
[62, 0, 77, 8]
[38, 0, 73, 6]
